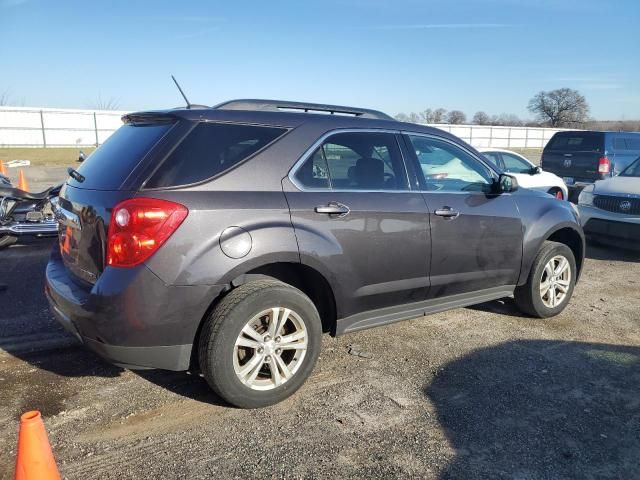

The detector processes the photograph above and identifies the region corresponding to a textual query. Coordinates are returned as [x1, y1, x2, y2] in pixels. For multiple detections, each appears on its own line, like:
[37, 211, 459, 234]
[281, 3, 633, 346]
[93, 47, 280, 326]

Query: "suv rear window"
[146, 122, 287, 188]
[547, 132, 603, 151]
[70, 122, 173, 190]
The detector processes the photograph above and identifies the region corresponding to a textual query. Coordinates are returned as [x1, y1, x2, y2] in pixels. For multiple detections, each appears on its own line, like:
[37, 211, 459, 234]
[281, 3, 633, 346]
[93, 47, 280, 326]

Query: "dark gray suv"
[46, 100, 585, 408]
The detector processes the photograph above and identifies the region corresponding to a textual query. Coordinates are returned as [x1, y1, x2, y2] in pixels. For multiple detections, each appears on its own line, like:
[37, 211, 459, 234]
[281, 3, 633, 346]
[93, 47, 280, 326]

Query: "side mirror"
[496, 173, 519, 193]
[78, 150, 86, 162]
[530, 166, 541, 175]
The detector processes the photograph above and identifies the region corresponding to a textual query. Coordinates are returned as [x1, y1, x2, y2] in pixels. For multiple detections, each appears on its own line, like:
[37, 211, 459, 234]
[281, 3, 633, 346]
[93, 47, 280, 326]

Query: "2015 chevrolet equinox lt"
[46, 100, 585, 408]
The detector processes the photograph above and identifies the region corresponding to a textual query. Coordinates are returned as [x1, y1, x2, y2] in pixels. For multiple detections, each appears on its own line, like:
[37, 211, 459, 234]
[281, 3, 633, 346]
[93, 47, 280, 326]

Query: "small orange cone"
[0, 161, 6, 176]
[14, 411, 61, 480]
[17, 170, 29, 191]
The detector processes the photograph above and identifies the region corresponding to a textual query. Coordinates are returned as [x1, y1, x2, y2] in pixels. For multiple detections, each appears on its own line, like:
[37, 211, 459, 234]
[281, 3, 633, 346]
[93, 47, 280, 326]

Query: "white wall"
[425, 123, 574, 149]
[0, 106, 127, 147]
[0, 106, 576, 149]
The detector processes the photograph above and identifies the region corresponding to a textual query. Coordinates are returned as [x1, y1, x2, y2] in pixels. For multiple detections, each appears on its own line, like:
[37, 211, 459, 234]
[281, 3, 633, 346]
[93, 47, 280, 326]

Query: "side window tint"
[408, 135, 493, 192]
[146, 123, 287, 188]
[321, 132, 408, 191]
[293, 148, 330, 189]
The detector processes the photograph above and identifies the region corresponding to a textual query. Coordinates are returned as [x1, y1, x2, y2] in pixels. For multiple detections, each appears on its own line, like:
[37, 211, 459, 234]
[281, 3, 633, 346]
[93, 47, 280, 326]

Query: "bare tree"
[408, 112, 421, 124]
[492, 113, 523, 126]
[0, 90, 11, 106]
[91, 95, 121, 111]
[432, 108, 447, 124]
[527, 88, 589, 127]
[420, 108, 434, 123]
[394, 113, 410, 122]
[473, 111, 491, 125]
[446, 110, 467, 124]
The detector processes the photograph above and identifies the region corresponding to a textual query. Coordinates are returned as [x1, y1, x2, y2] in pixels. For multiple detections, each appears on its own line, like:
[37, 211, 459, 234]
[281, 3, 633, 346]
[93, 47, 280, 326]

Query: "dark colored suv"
[542, 130, 640, 193]
[46, 100, 585, 408]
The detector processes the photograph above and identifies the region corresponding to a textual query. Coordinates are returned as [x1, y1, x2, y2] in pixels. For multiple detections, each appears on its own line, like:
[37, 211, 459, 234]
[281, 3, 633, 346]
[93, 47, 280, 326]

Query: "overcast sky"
[1, 0, 638, 119]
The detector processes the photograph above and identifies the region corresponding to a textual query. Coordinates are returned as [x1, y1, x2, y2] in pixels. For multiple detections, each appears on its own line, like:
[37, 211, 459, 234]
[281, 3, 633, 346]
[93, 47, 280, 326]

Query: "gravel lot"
[1, 236, 639, 479]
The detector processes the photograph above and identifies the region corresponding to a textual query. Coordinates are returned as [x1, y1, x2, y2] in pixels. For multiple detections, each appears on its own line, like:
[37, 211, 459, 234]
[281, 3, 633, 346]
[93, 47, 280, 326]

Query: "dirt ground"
[0, 239, 639, 479]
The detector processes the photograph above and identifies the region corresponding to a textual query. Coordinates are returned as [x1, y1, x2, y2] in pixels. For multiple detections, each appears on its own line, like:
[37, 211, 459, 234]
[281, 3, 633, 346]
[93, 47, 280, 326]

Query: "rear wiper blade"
[67, 168, 85, 183]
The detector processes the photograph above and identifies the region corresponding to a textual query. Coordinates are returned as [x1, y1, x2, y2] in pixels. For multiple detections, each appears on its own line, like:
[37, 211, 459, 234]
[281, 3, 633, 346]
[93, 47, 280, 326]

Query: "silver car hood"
[593, 177, 640, 196]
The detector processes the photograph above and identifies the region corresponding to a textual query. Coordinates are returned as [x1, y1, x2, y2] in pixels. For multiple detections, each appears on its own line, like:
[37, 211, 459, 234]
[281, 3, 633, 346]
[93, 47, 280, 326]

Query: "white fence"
[426, 123, 573, 150]
[0, 106, 575, 149]
[0, 106, 126, 147]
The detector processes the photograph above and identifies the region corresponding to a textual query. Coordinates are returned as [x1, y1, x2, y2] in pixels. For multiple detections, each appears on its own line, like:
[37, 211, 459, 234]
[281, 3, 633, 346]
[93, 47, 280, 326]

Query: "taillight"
[107, 197, 188, 267]
[598, 156, 611, 175]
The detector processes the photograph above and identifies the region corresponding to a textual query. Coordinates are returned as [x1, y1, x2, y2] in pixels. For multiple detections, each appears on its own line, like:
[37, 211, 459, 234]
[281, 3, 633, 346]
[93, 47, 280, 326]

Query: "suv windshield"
[620, 157, 640, 177]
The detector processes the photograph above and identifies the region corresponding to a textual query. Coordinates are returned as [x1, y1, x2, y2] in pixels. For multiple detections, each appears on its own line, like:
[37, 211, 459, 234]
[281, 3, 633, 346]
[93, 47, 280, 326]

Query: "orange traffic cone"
[17, 170, 29, 191]
[0, 161, 6, 176]
[14, 411, 61, 480]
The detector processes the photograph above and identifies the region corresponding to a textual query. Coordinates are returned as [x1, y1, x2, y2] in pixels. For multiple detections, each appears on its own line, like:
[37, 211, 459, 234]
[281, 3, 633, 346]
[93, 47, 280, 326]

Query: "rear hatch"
[541, 131, 605, 184]
[57, 117, 177, 284]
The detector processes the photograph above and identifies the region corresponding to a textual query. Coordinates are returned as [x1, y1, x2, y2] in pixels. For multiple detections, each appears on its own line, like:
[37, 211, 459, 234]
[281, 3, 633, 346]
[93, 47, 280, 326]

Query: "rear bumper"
[45, 247, 225, 371]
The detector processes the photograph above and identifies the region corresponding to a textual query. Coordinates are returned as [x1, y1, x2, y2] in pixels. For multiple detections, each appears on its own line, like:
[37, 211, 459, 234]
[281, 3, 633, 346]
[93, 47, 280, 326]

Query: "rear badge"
[563, 159, 572, 168]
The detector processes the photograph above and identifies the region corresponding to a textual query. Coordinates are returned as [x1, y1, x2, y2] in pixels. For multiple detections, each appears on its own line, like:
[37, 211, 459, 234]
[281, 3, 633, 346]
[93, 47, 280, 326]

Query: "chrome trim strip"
[0, 219, 58, 235]
[288, 128, 501, 193]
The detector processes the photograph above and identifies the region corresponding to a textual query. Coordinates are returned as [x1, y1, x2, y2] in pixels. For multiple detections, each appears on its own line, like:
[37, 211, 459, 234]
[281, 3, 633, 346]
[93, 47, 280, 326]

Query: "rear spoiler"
[121, 112, 179, 125]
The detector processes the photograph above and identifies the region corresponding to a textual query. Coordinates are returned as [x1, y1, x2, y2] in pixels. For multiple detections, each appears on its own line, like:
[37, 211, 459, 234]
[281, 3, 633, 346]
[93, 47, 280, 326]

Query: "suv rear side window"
[71, 122, 173, 190]
[547, 132, 603, 151]
[294, 132, 408, 191]
[146, 123, 287, 188]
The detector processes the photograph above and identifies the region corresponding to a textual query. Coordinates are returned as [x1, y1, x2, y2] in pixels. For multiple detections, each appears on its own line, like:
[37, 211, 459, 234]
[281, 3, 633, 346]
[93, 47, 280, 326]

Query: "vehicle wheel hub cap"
[233, 307, 308, 391]
[540, 255, 571, 308]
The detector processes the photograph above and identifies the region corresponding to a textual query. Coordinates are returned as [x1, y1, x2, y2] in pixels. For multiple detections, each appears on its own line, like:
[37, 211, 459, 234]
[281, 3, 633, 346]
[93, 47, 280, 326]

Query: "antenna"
[171, 75, 192, 109]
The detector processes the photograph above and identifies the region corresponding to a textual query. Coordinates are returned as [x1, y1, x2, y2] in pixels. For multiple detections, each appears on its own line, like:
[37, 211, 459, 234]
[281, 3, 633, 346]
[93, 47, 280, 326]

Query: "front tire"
[514, 241, 576, 318]
[198, 280, 322, 408]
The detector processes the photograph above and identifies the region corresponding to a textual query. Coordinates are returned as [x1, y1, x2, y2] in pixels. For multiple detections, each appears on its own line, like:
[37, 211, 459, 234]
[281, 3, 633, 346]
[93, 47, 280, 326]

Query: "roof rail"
[212, 99, 393, 121]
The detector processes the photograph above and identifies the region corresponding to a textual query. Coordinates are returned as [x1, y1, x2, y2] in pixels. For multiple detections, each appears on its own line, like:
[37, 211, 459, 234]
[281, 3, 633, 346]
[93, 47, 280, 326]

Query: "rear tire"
[514, 241, 576, 318]
[0, 235, 17, 249]
[198, 280, 322, 408]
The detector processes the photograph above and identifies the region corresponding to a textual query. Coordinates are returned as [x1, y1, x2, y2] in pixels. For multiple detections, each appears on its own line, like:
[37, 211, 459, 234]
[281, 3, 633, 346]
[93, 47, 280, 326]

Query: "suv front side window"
[294, 131, 409, 191]
[407, 135, 494, 192]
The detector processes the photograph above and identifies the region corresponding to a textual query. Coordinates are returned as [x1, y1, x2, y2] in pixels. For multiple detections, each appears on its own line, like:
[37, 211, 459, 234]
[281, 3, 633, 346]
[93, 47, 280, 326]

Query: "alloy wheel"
[233, 307, 308, 391]
[540, 255, 571, 308]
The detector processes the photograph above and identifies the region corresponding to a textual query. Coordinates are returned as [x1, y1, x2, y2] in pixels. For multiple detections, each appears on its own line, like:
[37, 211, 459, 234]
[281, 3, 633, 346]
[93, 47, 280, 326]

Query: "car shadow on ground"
[133, 369, 231, 407]
[425, 339, 640, 479]
[467, 297, 525, 317]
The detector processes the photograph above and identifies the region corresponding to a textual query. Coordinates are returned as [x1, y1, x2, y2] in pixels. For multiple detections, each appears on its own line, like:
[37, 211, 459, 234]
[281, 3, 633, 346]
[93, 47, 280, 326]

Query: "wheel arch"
[518, 223, 585, 287]
[545, 226, 585, 280]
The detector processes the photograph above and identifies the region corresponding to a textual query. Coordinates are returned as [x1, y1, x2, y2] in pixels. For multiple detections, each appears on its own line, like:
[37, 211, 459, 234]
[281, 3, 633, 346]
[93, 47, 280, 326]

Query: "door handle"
[434, 207, 460, 219]
[314, 202, 350, 217]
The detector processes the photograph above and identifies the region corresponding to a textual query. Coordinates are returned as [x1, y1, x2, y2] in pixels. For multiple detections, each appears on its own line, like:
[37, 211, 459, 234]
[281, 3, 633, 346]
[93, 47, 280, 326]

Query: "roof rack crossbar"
[212, 99, 393, 121]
